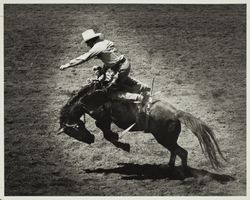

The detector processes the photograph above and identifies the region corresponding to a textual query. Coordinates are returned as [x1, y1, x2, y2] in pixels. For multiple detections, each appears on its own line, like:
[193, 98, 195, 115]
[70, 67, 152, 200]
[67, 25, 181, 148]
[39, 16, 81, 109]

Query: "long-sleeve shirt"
[68, 40, 124, 68]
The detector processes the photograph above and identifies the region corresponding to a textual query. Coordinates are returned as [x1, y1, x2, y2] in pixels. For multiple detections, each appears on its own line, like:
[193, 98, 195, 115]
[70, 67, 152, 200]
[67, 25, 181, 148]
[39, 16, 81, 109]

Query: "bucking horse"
[58, 75, 226, 169]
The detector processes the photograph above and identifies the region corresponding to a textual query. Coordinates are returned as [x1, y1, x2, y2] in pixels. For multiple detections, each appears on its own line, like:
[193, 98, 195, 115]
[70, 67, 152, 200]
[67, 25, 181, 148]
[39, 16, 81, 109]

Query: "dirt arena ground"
[4, 4, 246, 196]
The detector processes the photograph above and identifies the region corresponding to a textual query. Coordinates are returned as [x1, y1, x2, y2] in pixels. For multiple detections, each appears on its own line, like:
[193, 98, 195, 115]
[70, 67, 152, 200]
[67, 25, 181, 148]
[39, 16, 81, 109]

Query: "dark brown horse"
[58, 81, 226, 169]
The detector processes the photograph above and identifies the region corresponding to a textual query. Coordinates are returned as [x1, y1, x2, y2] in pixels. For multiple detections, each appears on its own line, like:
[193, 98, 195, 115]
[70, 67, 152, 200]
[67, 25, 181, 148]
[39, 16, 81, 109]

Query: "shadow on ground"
[85, 163, 234, 183]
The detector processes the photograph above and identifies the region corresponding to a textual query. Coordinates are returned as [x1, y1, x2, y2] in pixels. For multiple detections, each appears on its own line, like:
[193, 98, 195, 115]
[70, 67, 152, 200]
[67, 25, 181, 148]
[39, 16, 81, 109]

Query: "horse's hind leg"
[173, 144, 188, 167]
[166, 144, 188, 168]
[168, 150, 177, 167]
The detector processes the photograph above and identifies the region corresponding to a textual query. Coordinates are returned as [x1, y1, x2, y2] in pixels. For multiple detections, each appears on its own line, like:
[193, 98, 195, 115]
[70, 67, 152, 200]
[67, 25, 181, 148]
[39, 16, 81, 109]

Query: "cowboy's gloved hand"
[60, 63, 70, 70]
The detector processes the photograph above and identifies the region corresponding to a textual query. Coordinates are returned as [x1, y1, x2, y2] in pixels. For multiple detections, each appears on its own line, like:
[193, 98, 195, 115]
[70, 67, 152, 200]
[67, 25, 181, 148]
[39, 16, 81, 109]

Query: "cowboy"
[60, 29, 150, 101]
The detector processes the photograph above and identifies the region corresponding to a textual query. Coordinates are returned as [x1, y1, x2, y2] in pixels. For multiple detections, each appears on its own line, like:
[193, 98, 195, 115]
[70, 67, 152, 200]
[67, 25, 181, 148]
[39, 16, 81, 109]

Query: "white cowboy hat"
[82, 29, 102, 42]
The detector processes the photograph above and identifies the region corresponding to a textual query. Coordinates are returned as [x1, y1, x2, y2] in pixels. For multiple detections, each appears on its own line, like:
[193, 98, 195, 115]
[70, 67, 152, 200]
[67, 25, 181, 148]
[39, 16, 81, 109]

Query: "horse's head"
[60, 119, 95, 144]
[58, 81, 108, 144]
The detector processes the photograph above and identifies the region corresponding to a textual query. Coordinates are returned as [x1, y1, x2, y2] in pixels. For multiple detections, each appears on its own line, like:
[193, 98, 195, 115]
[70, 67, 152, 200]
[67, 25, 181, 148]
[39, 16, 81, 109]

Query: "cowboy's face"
[85, 36, 99, 48]
[86, 40, 93, 47]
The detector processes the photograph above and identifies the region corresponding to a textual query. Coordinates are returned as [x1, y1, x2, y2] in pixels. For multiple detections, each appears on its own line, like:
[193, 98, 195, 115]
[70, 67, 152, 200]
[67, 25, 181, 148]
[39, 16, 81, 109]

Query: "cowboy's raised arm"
[60, 45, 102, 70]
[60, 52, 93, 70]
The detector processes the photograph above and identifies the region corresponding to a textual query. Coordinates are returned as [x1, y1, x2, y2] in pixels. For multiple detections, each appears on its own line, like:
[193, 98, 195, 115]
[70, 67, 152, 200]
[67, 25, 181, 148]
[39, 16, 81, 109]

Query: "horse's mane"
[67, 84, 94, 106]
[59, 83, 96, 126]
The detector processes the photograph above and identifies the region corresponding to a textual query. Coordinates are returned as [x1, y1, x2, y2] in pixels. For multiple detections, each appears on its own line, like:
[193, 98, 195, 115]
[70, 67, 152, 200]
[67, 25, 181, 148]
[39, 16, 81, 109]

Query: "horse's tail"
[176, 110, 226, 169]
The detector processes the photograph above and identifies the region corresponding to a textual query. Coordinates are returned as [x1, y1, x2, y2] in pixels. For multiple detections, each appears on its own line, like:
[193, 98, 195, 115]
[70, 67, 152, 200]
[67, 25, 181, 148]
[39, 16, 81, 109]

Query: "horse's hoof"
[184, 166, 191, 172]
[122, 144, 130, 152]
[182, 165, 189, 170]
[83, 134, 95, 144]
[104, 132, 119, 141]
[167, 163, 175, 169]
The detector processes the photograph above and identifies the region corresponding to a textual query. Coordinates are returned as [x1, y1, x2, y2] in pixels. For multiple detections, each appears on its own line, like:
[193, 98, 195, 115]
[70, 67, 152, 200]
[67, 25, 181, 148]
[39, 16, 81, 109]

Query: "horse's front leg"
[95, 119, 130, 152]
[91, 104, 118, 141]
[91, 105, 130, 152]
[95, 119, 118, 141]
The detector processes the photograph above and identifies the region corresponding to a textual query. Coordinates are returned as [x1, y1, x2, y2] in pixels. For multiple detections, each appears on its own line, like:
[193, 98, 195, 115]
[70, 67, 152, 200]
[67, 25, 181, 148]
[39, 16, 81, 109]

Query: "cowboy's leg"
[116, 60, 150, 93]
[109, 62, 142, 101]
[109, 91, 142, 101]
[123, 76, 150, 93]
